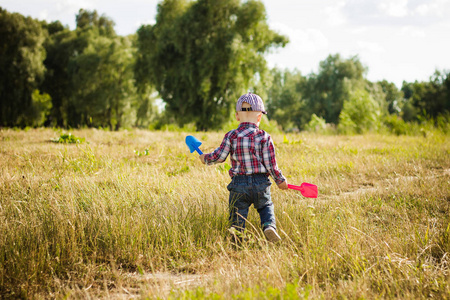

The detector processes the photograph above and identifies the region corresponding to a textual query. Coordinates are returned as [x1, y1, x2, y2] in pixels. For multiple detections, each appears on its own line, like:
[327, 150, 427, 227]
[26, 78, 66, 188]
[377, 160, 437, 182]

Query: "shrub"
[51, 133, 85, 143]
[382, 115, 410, 135]
[338, 89, 381, 134]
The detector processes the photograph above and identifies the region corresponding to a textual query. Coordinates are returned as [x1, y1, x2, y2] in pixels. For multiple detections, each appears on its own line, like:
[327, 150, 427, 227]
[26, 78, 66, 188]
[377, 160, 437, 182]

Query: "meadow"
[0, 128, 449, 299]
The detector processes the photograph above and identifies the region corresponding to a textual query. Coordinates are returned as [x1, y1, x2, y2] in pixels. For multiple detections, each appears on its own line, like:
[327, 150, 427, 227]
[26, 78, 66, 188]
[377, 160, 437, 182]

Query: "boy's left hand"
[199, 154, 206, 164]
[277, 180, 288, 190]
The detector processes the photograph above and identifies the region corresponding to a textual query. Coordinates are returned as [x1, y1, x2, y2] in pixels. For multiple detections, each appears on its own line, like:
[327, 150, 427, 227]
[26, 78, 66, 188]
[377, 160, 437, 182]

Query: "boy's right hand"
[277, 180, 288, 190]
[199, 154, 206, 164]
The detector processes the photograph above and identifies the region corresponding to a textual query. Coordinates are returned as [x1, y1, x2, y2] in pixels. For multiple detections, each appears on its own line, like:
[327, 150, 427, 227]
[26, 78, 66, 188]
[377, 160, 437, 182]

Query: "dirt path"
[315, 168, 450, 202]
[104, 272, 211, 299]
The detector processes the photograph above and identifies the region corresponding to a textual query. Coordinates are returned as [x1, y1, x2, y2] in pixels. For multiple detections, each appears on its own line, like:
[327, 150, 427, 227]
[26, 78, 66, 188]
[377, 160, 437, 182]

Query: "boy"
[200, 92, 288, 243]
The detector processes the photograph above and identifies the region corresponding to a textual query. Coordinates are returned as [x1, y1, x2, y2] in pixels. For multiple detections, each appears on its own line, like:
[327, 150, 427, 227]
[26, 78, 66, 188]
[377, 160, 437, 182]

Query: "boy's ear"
[257, 113, 262, 122]
[235, 112, 240, 121]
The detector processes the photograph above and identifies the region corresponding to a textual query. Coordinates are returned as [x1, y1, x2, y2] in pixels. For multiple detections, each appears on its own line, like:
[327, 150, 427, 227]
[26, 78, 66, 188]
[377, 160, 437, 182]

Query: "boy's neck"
[237, 115, 260, 124]
[240, 121, 260, 127]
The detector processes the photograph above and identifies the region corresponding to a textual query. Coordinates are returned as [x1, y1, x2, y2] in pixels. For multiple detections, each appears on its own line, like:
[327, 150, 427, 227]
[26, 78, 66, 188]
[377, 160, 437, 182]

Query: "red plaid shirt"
[204, 122, 286, 185]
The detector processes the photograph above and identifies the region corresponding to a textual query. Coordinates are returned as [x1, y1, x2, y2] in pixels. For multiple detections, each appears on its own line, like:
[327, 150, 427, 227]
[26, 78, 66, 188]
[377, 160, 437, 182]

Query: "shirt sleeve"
[262, 135, 286, 185]
[203, 132, 232, 165]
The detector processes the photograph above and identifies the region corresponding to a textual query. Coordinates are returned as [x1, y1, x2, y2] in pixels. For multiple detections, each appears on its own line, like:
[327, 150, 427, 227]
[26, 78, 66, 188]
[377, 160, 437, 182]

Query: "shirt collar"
[238, 122, 259, 130]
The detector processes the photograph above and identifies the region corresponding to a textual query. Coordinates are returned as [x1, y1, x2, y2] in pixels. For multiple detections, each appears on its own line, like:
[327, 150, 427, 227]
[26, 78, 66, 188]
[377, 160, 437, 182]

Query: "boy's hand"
[199, 154, 206, 164]
[277, 180, 288, 190]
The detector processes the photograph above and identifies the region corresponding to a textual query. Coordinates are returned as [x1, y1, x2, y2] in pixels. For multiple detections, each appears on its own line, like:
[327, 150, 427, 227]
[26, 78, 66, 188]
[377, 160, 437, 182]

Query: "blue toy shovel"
[185, 135, 203, 155]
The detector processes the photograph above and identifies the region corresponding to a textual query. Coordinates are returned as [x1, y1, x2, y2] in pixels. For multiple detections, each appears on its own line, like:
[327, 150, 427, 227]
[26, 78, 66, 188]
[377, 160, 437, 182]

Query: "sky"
[2, 0, 450, 88]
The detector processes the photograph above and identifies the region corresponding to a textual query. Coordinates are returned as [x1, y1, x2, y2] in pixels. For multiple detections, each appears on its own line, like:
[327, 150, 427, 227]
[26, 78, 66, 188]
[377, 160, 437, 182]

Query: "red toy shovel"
[288, 183, 318, 198]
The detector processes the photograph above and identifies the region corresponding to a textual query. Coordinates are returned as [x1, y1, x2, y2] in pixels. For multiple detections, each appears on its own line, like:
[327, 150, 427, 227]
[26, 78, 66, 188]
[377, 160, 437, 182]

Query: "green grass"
[0, 128, 449, 299]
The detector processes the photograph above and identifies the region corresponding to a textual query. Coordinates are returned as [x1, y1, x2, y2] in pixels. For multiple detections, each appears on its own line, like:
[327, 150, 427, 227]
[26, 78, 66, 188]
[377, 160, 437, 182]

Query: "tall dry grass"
[0, 128, 449, 299]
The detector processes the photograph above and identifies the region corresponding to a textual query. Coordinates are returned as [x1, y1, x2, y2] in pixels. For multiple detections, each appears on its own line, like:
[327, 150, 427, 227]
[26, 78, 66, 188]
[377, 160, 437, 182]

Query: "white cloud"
[55, 0, 95, 14]
[415, 4, 430, 15]
[351, 26, 368, 34]
[324, 1, 347, 26]
[340, 0, 450, 26]
[400, 26, 426, 38]
[413, 0, 450, 17]
[39, 9, 49, 21]
[378, 0, 409, 17]
[357, 41, 385, 54]
[271, 23, 329, 54]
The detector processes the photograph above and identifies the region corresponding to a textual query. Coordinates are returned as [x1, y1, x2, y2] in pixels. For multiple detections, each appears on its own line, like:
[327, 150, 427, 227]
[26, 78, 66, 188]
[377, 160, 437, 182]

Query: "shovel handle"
[287, 183, 318, 198]
[287, 184, 303, 192]
[195, 148, 203, 155]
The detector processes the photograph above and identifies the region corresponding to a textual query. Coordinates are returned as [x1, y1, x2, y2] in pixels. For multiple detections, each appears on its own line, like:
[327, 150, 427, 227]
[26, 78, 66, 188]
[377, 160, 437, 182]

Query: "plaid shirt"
[204, 122, 286, 185]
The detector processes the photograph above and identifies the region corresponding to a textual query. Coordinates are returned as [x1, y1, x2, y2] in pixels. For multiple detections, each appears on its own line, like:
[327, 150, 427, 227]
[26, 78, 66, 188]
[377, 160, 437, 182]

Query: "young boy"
[200, 92, 288, 242]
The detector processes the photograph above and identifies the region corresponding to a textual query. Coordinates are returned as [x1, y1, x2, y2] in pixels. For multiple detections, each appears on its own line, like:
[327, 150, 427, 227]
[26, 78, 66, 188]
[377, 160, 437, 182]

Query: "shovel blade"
[185, 135, 203, 154]
[288, 183, 318, 198]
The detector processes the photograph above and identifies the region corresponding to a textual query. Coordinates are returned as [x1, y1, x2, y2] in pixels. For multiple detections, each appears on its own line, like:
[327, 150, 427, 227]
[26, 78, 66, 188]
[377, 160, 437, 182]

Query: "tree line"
[1, 1, 449, 132]
[267, 56, 450, 134]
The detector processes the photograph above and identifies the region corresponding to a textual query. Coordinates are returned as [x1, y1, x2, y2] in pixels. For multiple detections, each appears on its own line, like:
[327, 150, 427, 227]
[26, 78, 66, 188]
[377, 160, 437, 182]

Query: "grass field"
[1, 128, 449, 299]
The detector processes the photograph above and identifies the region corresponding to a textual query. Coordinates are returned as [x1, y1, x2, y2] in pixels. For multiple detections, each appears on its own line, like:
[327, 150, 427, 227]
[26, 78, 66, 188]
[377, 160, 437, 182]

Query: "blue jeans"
[227, 174, 276, 231]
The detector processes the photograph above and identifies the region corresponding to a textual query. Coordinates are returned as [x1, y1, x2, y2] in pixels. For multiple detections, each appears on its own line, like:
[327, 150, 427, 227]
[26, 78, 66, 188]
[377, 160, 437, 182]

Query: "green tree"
[69, 31, 137, 130]
[29, 89, 52, 127]
[400, 81, 418, 121]
[303, 54, 366, 126]
[76, 9, 115, 37]
[338, 88, 381, 134]
[401, 71, 450, 122]
[423, 71, 450, 118]
[40, 21, 80, 127]
[0, 8, 47, 127]
[135, 87, 160, 128]
[365, 80, 390, 117]
[378, 80, 403, 115]
[266, 68, 306, 130]
[135, 0, 288, 130]
[42, 10, 141, 130]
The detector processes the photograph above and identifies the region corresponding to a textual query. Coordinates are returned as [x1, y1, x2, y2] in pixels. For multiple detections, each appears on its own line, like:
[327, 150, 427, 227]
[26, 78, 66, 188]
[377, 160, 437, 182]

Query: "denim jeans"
[227, 174, 276, 231]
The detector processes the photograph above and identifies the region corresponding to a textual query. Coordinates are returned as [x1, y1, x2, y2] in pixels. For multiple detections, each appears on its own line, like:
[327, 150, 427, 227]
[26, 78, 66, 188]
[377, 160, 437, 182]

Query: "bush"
[338, 89, 381, 134]
[51, 133, 85, 143]
[30, 89, 52, 127]
[305, 114, 326, 132]
[382, 115, 410, 135]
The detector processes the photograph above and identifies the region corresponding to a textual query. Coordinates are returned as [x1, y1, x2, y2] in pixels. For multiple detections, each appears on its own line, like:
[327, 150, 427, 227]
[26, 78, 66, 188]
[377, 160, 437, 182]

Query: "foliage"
[266, 55, 368, 130]
[338, 88, 381, 134]
[303, 54, 366, 126]
[0, 8, 47, 127]
[29, 89, 52, 127]
[401, 70, 450, 121]
[266, 68, 306, 130]
[39, 10, 148, 130]
[75, 9, 115, 37]
[1, 7, 449, 132]
[134, 148, 149, 156]
[135, 88, 160, 128]
[69, 32, 137, 130]
[135, 0, 288, 130]
[40, 21, 78, 127]
[382, 114, 410, 135]
[378, 79, 403, 115]
[51, 132, 85, 143]
[304, 113, 327, 132]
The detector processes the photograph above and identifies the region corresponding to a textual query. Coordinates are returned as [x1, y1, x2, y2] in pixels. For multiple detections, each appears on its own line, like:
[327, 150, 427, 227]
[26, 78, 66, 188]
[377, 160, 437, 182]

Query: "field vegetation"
[0, 128, 449, 299]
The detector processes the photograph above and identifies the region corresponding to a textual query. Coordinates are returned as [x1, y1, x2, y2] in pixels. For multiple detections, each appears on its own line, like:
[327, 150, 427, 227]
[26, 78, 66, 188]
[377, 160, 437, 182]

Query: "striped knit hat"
[236, 93, 267, 115]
